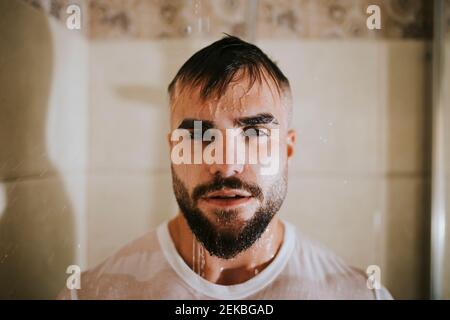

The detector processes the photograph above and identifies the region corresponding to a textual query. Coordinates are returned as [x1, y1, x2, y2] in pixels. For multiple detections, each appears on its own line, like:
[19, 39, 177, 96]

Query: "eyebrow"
[235, 113, 279, 126]
[177, 113, 279, 130]
[177, 118, 214, 130]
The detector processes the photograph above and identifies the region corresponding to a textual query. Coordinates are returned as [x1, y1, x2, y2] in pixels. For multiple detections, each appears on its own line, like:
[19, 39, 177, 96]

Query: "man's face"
[169, 76, 295, 259]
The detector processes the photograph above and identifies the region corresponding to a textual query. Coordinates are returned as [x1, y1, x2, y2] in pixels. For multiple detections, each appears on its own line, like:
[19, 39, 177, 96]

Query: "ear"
[167, 132, 174, 151]
[286, 129, 296, 159]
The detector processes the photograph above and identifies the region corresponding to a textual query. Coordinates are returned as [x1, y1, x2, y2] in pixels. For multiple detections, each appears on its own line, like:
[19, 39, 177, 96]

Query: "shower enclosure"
[0, 0, 448, 299]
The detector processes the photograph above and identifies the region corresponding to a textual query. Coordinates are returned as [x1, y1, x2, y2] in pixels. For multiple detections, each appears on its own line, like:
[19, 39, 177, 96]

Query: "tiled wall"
[2, 0, 437, 299]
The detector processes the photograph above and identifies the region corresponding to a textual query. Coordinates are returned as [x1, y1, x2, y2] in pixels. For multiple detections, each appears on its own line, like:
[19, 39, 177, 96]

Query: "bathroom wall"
[2, 0, 434, 299]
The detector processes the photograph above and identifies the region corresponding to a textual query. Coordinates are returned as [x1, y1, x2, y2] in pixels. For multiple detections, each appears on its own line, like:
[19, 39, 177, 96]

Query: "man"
[58, 35, 392, 300]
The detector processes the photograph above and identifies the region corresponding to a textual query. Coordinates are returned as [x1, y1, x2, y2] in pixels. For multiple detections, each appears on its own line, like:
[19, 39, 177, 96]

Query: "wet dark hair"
[168, 35, 291, 103]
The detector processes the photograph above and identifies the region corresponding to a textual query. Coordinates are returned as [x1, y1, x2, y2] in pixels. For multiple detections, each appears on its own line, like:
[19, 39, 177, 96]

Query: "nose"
[209, 162, 244, 177]
[208, 132, 244, 177]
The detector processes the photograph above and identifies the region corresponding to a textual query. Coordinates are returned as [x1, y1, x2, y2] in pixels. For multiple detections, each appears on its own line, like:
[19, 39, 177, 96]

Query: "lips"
[200, 189, 254, 208]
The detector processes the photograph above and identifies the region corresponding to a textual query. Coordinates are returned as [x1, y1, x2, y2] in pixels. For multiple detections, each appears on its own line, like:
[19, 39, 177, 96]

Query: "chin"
[206, 208, 256, 227]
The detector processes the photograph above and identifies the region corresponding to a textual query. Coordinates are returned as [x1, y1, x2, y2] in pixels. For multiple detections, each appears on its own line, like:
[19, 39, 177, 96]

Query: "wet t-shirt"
[57, 220, 393, 300]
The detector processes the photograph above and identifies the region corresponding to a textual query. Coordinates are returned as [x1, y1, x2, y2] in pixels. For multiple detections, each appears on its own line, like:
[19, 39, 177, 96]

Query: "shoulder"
[57, 227, 167, 299]
[281, 222, 393, 299]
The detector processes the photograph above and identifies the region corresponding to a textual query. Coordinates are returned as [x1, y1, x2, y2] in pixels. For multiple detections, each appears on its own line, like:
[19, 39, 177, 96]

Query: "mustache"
[192, 176, 264, 203]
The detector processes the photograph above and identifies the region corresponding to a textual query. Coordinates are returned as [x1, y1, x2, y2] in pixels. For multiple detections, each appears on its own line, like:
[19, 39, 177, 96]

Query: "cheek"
[259, 174, 280, 191]
[278, 139, 289, 163]
[172, 163, 209, 189]
[246, 134, 287, 175]
[250, 154, 287, 193]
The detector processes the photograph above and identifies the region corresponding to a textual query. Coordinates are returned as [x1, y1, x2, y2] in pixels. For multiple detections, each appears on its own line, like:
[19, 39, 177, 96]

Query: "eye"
[188, 130, 203, 140]
[188, 130, 216, 145]
[203, 130, 216, 142]
[243, 127, 270, 137]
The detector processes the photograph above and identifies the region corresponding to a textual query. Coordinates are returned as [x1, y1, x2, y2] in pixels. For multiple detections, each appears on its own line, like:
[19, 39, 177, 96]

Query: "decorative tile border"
[22, 0, 434, 39]
[22, 0, 82, 21]
[257, 0, 432, 39]
[22, 0, 86, 33]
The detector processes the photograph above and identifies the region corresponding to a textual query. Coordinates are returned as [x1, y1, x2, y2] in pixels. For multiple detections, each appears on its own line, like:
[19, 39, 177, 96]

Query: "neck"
[168, 212, 284, 285]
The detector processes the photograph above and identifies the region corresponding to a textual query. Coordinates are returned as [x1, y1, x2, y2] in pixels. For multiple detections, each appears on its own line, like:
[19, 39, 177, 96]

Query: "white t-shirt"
[58, 220, 393, 300]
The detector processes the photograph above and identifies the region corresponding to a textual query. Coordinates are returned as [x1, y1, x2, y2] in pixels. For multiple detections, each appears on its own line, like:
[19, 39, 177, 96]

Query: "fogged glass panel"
[0, 0, 436, 300]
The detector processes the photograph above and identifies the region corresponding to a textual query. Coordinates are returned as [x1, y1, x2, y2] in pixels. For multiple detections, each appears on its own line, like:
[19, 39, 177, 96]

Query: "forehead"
[170, 77, 285, 129]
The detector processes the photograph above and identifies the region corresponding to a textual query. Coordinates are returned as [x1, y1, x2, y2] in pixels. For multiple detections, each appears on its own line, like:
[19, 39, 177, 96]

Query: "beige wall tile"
[88, 40, 211, 172]
[384, 176, 430, 299]
[86, 172, 176, 267]
[281, 174, 381, 270]
[260, 40, 383, 175]
[384, 41, 430, 175]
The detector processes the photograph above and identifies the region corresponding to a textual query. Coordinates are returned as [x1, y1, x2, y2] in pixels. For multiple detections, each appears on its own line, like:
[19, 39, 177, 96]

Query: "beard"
[171, 167, 287, 259]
